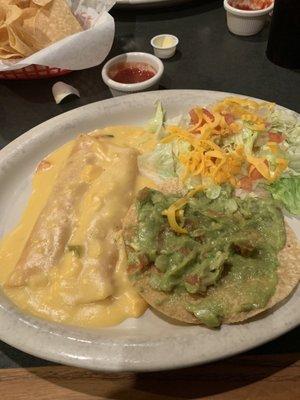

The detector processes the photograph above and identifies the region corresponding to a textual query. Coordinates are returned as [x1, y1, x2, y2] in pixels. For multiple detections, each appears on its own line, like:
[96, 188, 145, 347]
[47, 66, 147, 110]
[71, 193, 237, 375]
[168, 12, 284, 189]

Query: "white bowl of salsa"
[102, 52, 164, 97]
[224, 0, 274, 36]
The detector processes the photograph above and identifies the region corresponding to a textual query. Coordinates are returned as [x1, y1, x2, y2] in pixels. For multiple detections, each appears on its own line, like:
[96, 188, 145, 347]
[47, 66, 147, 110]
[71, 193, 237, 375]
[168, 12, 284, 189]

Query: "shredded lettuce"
[223, 125, 259, 155]
[257, 143, 288, 175]
[284, 126, 300, 175]
[172, 139, 191, 159]
[268, 176, 300, 215]
[269, 108, 298, 134]
[269, 109, 300, 176]
[205, 185, 221, 200]
[146, 101, 166, 139]
[138, 143, 176, 184]
[239, 127, 259, 155]
[185, 175, 203, 190]
[224, 198, 238, 213]
[138, 139, 191, 185]
[167, 113, 190, 130]
[172, 140, 191, 178]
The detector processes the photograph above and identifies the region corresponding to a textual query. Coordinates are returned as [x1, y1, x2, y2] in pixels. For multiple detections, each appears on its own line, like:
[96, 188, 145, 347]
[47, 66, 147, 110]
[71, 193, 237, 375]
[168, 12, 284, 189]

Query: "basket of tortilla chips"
[0, 0, 115, 79]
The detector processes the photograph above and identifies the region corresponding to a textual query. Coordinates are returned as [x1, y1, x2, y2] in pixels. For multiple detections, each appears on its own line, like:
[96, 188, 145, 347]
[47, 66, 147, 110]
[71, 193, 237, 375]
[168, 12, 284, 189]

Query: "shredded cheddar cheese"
[212, 97, 270, 131]
[273, 158, 289, 180]
[268, 142, 279, 154]
[162, 125, 245, 185]
[162, 200, 188, 234]
[161, 97, 288, 210]
[162, 186, 204, 234]
[188, 107, 239, 138]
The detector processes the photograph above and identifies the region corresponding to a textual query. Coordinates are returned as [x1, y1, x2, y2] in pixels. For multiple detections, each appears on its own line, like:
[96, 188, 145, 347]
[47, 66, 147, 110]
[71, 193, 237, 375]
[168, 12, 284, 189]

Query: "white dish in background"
[101, 52, 164, 96]
[0, 90, 299, 372]
[223, 0, 274, 36]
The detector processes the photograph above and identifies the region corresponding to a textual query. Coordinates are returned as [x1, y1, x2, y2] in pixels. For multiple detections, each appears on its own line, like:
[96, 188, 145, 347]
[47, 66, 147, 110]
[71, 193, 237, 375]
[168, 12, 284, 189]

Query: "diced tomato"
[189, 108, 214, 130]
[179, 247, 191, 256]
[224, 113, 235, 125]
[36, 160, 52, 172]
[249, 168, 263, 180]
[228, 0, 272, 11]
[202, 108, 214, 121]
[239, 177, 253, 191]
[189, 109, 199, 125]
[127, 264, 141, 274]
[268, 131, 284, 143]
[248, 160, 268, 181]
[185, 274, 200, 285]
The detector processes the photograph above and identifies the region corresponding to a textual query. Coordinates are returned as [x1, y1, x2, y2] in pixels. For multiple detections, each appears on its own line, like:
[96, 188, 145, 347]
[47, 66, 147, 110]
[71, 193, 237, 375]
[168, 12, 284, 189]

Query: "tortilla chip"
[0, 21, 8, 40]
[5, 4, 23, 24]
[0, 44, 22, 58]
[5, 0, 31, 8]
[31, 0, 52, 6]
[7, 25, 35, 56]
[124, 205, 300, 326]
[0, 7, 6, 25]
[11, 8, 47, 54]
[0, 0, 82, 60]
[35, 0, 82, 45]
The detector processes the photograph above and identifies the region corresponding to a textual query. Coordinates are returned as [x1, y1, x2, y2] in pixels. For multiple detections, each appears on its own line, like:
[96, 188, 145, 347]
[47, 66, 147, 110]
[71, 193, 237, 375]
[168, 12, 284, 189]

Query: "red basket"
[0, 64, 71, 80]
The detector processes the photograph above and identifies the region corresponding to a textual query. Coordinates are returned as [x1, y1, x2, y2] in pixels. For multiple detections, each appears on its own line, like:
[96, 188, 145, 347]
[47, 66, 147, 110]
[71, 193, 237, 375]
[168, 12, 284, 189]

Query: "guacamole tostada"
[124, 97, 300, 328]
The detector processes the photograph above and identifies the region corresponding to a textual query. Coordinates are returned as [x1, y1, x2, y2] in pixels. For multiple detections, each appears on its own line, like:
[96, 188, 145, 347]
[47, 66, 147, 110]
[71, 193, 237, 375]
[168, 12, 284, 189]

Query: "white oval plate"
[0, 90, 299, 372]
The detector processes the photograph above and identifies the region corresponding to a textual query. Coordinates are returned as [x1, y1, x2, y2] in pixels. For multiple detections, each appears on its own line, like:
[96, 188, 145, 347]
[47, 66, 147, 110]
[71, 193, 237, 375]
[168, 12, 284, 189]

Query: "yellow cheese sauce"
[93, 126, 158, 192]
[0, 126, 156, 327]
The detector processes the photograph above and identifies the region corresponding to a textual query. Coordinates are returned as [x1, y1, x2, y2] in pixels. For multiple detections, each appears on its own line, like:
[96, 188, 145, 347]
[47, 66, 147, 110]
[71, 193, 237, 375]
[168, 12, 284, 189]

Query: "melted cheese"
[92, 125, 158, 192]
[0, 126, 156, 328]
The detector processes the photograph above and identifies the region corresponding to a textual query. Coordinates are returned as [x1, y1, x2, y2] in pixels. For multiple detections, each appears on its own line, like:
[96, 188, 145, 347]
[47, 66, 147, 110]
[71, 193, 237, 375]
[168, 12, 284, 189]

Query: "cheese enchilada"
[0, 128, 156, 326]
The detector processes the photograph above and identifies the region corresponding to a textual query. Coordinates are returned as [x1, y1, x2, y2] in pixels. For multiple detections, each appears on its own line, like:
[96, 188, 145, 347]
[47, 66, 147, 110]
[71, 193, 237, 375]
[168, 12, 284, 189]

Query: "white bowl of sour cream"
[151, 34, 179, 59]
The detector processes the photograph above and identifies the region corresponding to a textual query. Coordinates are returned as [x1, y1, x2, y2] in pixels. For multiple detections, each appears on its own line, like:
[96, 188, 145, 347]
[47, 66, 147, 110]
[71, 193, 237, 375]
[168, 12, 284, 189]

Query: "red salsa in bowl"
[108, 62, 157, 84]
[228, 0, 273, 10]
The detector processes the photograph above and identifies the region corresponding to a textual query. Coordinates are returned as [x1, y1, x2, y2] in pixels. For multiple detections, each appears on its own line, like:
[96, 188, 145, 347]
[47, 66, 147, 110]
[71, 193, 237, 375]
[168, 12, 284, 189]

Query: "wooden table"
[0, 351, 299, 399]
[0, 1, 299, 398]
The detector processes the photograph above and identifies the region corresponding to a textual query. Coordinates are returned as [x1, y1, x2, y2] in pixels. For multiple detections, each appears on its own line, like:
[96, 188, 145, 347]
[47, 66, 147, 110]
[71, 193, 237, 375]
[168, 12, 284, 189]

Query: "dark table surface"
[0, 0, 299, 372]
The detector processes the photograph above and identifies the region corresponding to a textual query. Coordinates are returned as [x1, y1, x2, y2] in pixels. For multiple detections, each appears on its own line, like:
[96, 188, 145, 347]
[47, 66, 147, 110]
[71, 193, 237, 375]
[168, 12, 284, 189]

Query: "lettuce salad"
[139, 98, 300, 215]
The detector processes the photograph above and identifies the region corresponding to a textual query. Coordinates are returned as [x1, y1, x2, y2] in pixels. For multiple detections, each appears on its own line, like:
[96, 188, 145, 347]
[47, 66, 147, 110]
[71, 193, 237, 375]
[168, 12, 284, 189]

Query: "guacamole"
[125, 187, 286, 328]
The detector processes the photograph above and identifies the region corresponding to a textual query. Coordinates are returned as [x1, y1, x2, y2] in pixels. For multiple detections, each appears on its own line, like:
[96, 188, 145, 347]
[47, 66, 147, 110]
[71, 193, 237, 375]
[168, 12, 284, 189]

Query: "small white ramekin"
[101, 52, 164, 97]
[151, 34, 179, 59]
[223, 0, 273, 36]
